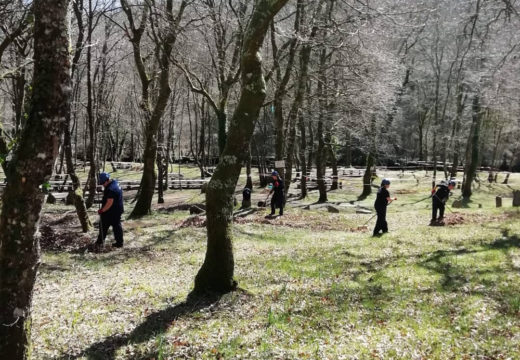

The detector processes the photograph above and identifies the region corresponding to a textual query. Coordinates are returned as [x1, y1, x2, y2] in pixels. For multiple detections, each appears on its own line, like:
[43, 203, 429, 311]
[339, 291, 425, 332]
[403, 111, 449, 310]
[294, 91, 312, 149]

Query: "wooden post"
[503, 173, 510, 184]
[513, 190, 520, 207]
[496, 196, 502, 208]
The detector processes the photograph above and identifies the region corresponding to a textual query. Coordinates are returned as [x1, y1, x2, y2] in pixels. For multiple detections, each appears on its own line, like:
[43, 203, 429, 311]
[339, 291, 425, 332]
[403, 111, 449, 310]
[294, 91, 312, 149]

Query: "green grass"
[30, 170, 520, 359]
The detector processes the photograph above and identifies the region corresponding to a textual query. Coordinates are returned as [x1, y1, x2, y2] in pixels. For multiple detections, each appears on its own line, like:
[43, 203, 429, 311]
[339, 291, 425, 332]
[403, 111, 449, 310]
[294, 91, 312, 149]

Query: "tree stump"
[513, 190, 520, 207]
[496, 196, 502, 208]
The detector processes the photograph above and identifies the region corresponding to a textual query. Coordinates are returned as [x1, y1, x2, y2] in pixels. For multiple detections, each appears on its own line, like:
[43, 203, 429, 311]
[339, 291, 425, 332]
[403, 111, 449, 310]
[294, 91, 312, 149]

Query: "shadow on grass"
[418, 229, 520, 312]
[68, 230, 183, 267]
[57, 292, 224, 360]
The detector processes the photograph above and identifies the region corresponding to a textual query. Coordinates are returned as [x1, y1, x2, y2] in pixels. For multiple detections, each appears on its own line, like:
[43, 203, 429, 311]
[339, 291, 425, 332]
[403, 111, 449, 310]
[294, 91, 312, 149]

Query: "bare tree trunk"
[84, 0, 97, 209]
[64, 0, 91, 233]
[307, 121, 314, 173]
[298, 109, 307, 198]
[271, 15, 299, 178]
[126, 0, 187, 218]
[462, 95, 481, 201]
[284, 0, 315, 195]
[0, 1, 70, 356]
[359, 116, 377, 200]
[194, 0, 288, 294]
[246, 144, 253, 189]
[157, 121, 165, 204]
[450, 85, 465, 178]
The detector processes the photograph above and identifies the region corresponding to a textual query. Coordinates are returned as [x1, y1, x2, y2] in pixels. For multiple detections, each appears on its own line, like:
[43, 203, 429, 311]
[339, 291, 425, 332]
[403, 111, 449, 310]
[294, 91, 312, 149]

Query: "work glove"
[97, 209, 103, 215]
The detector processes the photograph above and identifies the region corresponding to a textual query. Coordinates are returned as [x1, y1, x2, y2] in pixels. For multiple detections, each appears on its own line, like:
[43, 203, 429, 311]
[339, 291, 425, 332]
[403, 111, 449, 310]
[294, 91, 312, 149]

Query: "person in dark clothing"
[269, 170, 285, 216]
[95, 172, 124, 248]
[430, 180, 456, 225]
[241, 187, 252, 209]
[373, 178, 397, 237]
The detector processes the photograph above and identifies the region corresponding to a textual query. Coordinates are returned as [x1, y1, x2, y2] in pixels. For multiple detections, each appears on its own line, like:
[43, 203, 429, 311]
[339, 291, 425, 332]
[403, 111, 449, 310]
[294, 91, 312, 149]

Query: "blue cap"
[381, 178, 390, 186]
[98, 172, 110, 185]
[271, 171, 279, 176]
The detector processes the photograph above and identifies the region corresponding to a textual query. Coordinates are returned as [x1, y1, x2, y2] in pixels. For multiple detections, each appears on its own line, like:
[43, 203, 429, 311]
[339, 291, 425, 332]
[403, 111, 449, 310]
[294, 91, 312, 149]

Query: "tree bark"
[462, 95, 481, 201]
[194, 0, 289, 294]
[64, 0, 91, 233]
[0, 1, 70, 357]
[359, 116, 377, 200]
[298, 109, 307, 198]
[127, 0, 187, 218]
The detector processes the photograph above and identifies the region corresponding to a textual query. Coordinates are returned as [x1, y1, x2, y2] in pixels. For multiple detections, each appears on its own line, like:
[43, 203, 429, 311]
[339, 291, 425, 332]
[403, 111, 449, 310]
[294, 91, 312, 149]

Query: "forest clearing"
[26, 167, 520, 359]
[2, 0, 520, 359]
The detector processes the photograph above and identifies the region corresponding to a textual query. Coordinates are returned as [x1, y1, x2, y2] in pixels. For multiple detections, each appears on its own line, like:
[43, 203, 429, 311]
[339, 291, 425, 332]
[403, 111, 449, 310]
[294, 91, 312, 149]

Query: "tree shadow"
[57, 291, 224, 360]
[69, 229, 182, 267]
[418, 229, 520, 311]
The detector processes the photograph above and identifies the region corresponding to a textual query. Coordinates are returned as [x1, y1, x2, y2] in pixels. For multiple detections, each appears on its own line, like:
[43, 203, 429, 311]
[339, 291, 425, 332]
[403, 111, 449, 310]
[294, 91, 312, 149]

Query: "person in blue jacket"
[95, 172, 124, 248]
[269, 170, 285, 216]
[373, 178, 397, 237]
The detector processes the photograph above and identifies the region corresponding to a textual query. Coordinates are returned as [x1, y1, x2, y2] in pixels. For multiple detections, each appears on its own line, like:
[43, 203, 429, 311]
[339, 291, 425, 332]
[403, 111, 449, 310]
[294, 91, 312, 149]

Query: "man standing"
[95, 172, 124, 248]
[269, 170, 285, 216]
[430, 179, 456, 226]
[373, 178, 397, 237]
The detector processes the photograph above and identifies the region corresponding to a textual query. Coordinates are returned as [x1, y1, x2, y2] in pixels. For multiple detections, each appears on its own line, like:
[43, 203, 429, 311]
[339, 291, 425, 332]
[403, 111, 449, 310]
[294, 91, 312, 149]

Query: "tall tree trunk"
[462, 95, 482, 203]
[359, 116, 377, 200]
[64, 0, 91, 232]
[246, 144, 253, 189]
[127, 0, 187, 218]
[284, 1, 315, 195]
[64, 122, 92, 232]
[194, 0, 288, 294]
[316, 47, 328, 203]
[359, 153, 375, 200]
[0, 1, 70, 356]
[298, 109, 307, 198]
[462, 95, 481, 201]
[271, 14, 299, 178]
[329, 144, 338, 190]
[345, 129, 352, 167]
[156, 121, 165, 204]
[450, 85, 465, 178]
[307, 121, 314, 173]
[84, 0, 97, 209]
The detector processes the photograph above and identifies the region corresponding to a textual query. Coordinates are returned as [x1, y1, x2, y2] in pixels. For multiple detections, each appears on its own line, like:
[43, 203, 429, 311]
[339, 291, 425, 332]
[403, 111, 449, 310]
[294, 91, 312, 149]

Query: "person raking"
[95, 172, 124, 248]
[373, 178, 397, 237]
[269, 170, 285, 216]
[430, 179, 456, 226]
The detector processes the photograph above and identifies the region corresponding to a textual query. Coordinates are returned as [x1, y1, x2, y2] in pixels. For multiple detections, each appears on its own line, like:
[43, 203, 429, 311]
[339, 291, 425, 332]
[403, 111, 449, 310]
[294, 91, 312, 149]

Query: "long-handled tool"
[362, 213, 378, 226]
[400, 194, 431, 207]
[362, 198, 396, 226]
[433, 193, 455, 214]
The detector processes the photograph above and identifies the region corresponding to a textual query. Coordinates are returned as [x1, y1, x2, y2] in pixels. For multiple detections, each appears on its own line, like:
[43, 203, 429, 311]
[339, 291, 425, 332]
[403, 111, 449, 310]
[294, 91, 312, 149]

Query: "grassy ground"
[30, 170, 520, 359]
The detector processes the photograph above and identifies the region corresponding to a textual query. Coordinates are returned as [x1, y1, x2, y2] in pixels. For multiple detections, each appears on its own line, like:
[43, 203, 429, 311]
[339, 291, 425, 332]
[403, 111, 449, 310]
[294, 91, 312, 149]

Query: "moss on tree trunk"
[0, 0, 70, 357]
[194, 0, 289, 294]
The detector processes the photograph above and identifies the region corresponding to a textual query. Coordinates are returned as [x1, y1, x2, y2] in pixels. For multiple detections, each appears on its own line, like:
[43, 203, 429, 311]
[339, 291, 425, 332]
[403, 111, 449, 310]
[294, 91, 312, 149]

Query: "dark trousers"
[96, 213, 123, 245]
[270, 196, 284, 215]
[432, 200, 445, 221]
[373, 207, 388, 235]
